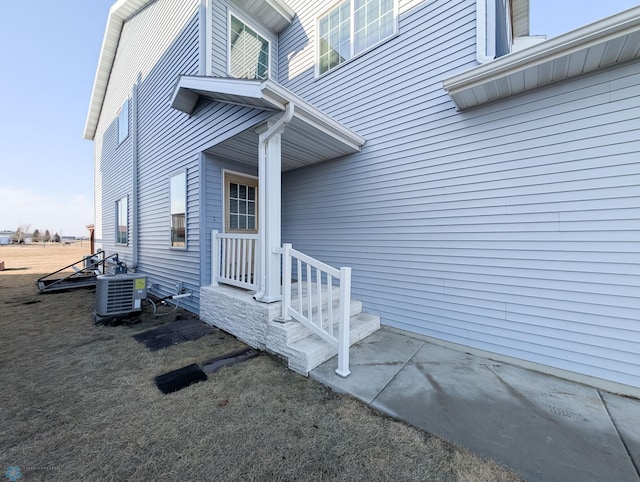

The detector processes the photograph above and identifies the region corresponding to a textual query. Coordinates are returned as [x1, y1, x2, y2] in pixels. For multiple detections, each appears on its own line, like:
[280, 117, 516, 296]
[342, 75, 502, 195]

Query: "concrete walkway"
[310, 329, 640, 482]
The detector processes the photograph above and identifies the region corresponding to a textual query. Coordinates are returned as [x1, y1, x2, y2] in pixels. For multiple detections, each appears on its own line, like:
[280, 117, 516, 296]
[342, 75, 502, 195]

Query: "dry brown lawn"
[0, 243, 521, 481]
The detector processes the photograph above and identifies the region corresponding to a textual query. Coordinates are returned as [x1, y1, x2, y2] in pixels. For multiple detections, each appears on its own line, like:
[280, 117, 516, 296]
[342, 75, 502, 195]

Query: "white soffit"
[231, 0, 295, 33]
[443, 6, 640, 110]
[83, 0, 155, 140]
[171, 75, 366, 169]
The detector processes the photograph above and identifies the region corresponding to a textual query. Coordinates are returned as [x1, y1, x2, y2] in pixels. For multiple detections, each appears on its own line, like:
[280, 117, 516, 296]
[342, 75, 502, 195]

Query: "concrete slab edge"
[599, 391, 640, 480]
[382, 326, 640, 399]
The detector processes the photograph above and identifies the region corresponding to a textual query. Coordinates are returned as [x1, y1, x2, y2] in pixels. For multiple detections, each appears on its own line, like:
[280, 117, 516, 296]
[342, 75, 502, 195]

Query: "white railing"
[280, 243, 352, 377]
[211, 230, 259, 291]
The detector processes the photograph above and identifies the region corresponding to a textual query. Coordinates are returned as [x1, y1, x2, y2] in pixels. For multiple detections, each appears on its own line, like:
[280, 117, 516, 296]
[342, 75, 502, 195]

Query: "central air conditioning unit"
[94, 274, 148, 323]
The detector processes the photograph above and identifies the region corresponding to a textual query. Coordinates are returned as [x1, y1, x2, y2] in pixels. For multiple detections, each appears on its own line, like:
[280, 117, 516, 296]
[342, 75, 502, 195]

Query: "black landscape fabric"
[202, 348, 259, 374]
[155, 364, 208, 394]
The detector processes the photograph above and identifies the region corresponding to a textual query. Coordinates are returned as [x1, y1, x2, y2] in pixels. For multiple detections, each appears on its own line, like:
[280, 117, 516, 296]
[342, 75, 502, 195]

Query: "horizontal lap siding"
[95, 0, 201, 310]
[279, 0, 640, 388]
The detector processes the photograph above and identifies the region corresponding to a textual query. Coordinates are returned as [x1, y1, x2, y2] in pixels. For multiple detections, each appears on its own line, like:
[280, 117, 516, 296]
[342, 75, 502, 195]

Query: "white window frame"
[117, 99, 129, 145]
[223, 170, 258, 234]
[227, 10, 271, 80]
[115, 196, 128, 245]
[170, 170, 187, 249]
[316, 0, 398, 77]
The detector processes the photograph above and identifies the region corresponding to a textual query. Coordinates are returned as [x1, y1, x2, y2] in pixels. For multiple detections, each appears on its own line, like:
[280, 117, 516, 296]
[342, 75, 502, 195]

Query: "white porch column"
[258, 129, 282, 302]
[254, 105, 293, 303]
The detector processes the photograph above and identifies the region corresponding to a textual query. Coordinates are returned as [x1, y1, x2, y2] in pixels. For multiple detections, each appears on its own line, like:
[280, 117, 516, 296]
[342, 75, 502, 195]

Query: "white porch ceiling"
[170, 76, 366, 172]
[443, 6, 640, 110]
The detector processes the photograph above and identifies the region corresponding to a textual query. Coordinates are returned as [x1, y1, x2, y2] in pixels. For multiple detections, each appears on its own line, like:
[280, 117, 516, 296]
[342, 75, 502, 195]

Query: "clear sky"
[0, 0, 638, 237]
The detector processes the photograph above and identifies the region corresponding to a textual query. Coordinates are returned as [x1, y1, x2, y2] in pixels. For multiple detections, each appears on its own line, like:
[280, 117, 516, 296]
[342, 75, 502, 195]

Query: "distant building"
[0, 231, 13, 245]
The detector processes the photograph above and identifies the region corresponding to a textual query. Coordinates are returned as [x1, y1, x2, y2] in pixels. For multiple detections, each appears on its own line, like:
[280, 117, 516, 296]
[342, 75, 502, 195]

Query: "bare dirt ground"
[0, 243, 521, 481]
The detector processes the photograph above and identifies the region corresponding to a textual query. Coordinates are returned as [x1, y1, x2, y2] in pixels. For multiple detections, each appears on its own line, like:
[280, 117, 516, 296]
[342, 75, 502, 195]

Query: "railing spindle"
[316, 268, 323, 329]
[210, 232, 259, 290]
[306, 263, 312, 324]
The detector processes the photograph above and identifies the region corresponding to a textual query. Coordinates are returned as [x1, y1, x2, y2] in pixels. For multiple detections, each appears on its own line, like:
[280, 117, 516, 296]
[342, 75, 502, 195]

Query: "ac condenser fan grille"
[103, 279, 135, 314]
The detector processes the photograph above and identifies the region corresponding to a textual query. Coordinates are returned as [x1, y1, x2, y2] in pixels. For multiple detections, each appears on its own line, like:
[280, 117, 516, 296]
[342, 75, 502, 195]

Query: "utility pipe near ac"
[131, 77, 140, 270]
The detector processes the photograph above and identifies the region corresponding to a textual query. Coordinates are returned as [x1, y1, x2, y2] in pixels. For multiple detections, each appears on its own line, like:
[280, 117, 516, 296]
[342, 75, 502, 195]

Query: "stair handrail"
[281, 243, 352, 377]
[37, 251, 119, 292]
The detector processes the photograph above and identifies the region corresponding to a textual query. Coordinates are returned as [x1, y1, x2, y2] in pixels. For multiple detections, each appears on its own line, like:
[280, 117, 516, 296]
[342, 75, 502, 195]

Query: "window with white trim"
[170, 172, 187, 248]
[117, 99, 129, 144]
[229, 14, 270, 80]
[318, 0, 396, 75]
[225, 173, 257, 233]
[116, 196, 128, 245]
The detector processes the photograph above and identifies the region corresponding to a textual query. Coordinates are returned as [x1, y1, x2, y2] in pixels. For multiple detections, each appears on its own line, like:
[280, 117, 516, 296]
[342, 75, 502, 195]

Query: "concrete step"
[200, 284, 381, 377]
[279, 311, 381, 376]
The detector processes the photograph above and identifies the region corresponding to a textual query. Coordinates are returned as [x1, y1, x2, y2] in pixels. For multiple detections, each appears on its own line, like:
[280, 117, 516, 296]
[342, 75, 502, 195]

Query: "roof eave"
[443, 6, 640, 110]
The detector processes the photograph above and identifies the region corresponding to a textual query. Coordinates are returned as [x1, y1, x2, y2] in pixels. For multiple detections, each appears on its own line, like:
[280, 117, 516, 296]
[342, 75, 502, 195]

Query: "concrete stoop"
[200, 284, 380, 375]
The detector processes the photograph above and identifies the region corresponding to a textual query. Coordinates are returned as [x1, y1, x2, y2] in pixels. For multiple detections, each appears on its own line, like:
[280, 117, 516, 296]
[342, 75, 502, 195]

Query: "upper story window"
[117, 99, 129, 144]
[229, 14, 269, 80]
[318, 0, 396, 75]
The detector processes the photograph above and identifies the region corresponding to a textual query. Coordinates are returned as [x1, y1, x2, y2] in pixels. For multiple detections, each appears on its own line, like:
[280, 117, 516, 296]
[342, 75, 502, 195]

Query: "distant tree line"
[11, 225, 61, 244]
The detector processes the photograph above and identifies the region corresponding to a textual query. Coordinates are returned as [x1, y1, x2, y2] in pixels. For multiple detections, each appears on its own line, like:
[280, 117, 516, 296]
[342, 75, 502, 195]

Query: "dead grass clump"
[0, 243, 522, 481]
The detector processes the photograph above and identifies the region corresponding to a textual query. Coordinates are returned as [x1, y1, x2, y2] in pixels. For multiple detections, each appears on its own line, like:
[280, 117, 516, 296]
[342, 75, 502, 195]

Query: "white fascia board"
[170, 76, 267, 113]
[83, 0, 154, 140]
[444, 6, 640, 101]
[261, 81, 366, 151]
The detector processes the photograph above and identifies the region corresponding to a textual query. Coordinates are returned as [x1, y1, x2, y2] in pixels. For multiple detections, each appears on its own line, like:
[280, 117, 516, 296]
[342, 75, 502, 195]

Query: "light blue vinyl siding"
[97, 0, 274, 312]
[279, 0, 640, 388]
[99, 96, 133, 261]
[97, 0, 202, 310]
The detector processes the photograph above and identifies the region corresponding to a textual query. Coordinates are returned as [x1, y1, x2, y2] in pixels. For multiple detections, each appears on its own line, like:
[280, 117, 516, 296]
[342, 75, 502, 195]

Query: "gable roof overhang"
[84, 0, 154, 140]
[443, 6, 640, 110]
[170, 76, 365, 171]
[83, 0, 294, 141]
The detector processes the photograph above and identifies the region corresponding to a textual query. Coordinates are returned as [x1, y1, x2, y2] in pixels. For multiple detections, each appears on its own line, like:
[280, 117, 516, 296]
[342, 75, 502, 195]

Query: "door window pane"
[226, 175, 258, 233]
